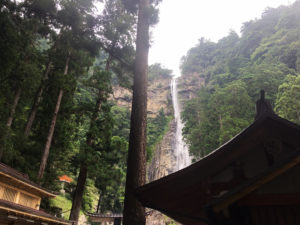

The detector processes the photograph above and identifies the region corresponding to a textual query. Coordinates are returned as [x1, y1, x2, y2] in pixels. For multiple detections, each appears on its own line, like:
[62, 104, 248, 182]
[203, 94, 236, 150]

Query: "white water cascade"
[171, 76, 191, 171]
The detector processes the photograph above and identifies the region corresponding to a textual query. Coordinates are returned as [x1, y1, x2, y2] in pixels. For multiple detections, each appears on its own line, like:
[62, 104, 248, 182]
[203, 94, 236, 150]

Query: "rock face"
[146, 120, 180, 225]
[148, 120, 176, 182]
[112, 76, 172, 118]
[146, 73, 203, 225]
[145, 73, 201, 225]
[112, 75, 182, 224]
[177, 72, 205, 104]
[147, 78, 173, 117]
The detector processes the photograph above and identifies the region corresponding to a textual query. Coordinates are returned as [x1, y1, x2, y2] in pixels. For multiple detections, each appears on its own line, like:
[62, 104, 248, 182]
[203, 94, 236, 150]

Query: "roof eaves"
[207, 148, 300, 213]
[0, 200, 74, 225]
[136, 113, 270, 193]
[0, 163, 57, 197]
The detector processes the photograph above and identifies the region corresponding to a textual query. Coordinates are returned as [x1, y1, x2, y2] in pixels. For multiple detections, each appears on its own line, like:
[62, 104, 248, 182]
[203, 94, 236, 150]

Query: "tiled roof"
[0, 199, 74, 224]
[87, 213, 123, 218]
[136, 113, 300, 225]
[0, 163, 56, 197]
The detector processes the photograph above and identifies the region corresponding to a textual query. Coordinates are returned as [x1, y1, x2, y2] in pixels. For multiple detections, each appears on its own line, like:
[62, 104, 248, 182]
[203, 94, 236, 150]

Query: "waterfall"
[171, 76, 191, 171]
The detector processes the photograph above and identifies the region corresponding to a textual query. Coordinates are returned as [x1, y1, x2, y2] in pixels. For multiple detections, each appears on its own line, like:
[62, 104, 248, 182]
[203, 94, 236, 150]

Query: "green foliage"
[275, 74, 300, 124]
[111, 106, 131, 139]
[95, 135, 128, 213]
[83, 179, 100, 212]
[0, 0, 135, 218]
[49, 195, 73, 220]
[182, 82, 253, 160]
[147, 108, 172, 161]
[181, 1, 300, 159]
[180, 38, 217, 76]
[148, 63, 173, 81]
[210, 81, 253, 144]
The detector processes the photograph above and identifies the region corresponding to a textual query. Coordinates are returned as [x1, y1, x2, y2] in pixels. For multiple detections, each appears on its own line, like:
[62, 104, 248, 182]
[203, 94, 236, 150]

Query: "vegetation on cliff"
[181, 1, 300, 160]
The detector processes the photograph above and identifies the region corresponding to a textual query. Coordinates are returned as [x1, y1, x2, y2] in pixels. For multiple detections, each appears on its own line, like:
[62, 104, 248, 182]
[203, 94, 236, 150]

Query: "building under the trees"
[136, 91, 300, 225]
[87, 213, 122, 225]
[0, 163, 73, 225]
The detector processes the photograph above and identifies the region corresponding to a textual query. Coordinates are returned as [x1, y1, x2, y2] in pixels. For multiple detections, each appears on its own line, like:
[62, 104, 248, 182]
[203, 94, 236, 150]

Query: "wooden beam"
[213, 155, 300, 212]
[0, 181, 41, 209]
[238, 193, 300, 206]
[0, 172, 56, 198]
[0, 205, 72, 225]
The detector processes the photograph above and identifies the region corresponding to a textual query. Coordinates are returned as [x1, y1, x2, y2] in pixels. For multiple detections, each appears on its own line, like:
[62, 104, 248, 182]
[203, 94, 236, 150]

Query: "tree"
[180, 1, 300, 160]
[37, 0, 98, 180]
[37, 53, 71, 180]
[148, 63, 172, 81]
[275, 74, 300, 124]
[69, 66, 112, 222]
[0, 0, 48, 160]
[210, 81, 253, 144]
[122, 0, 152, 224]
[69, 0, 136, 222]
[24, 61, 52, 137]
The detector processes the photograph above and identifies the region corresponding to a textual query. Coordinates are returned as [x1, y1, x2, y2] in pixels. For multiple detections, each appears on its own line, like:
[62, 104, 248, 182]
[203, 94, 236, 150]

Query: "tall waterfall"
[171, 76, 191, 171]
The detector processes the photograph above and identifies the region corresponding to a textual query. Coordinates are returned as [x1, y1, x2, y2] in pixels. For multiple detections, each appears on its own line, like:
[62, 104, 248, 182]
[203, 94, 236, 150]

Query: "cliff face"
[112, 74, 175, 182]
[148, 119, 176, 182]
[112, 76, 172, 117]
[112, 75, 182, 224]
[177, 72, 205, 104]
[146, 119, 180, 225]
[145, 73, 202, 225]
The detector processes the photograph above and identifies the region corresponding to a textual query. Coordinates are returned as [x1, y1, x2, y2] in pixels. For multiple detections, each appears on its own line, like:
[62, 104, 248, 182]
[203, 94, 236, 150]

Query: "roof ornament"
[255, 90, 274, 120]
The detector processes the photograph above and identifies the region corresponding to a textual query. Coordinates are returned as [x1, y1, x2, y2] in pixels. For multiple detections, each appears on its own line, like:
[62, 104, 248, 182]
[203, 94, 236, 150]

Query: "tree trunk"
[69, 163, 88, 223]
[69, 55, 112, 223]
[96, 192, 102, 213]
[68, 98, 102, 223]
[24, 61, 52, 137]
[123, 0, 150, 224]
[6, 87, 22, 128]
[37, 55, 70, 181]
[0, 87, 22, 161]
[25, 33, 63, 138]
[219, 114, 223, 130]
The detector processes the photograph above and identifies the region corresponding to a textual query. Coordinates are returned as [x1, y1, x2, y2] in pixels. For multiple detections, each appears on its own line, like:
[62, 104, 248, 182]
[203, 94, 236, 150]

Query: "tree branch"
[98, 42, 134, 72]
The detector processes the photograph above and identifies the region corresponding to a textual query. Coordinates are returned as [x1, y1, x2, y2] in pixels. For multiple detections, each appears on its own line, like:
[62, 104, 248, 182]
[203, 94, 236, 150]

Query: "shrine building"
[136, 91, 300, 225]
[0, 163, 74, 225]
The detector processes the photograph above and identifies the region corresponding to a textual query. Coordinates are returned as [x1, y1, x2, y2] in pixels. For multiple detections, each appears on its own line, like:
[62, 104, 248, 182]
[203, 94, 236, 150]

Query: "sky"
[149, 0, 295, 76]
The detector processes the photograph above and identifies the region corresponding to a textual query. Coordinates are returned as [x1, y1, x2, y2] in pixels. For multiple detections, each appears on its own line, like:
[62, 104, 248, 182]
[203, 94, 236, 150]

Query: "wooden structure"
[87, 213, 122, 225]
[136, 92, 300, 225]
[0, 163, 73, 225]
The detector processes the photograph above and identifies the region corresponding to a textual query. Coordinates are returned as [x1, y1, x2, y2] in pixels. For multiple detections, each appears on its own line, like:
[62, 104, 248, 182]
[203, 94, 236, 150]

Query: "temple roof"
[87, 213, 123, 218]
[0, 163, 56, 198]
[0, 199, 73, 224]
[136, 112, 300, 225]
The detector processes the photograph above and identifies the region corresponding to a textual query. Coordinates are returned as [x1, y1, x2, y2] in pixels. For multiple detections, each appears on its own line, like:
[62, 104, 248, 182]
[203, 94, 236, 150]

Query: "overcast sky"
[149, 0, 295, 76]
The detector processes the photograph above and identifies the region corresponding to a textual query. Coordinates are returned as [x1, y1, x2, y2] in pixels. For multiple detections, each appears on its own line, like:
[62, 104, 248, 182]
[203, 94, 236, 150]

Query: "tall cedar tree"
[37, 0, 98, 180]
[24, 61, 52, 137]
[69, 0, 136, 221]
[123, 0, 150, 224]
[69, 57, 112, 222]
[0, 0, 49, 160]
[37, 54, 70, 180]
[23, 0, 58, 137]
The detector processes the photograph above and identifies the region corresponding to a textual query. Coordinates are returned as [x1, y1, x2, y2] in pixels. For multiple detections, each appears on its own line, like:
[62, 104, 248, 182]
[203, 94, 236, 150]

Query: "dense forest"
[0, 0, 166, 222]
[2, 0, 300, 223]
[181, 0, 300, 160]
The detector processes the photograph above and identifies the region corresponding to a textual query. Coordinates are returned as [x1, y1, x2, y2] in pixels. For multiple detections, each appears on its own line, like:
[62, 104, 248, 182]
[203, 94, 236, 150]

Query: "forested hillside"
[181, 1, 300, 160]
[0, 0, 167, 221]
